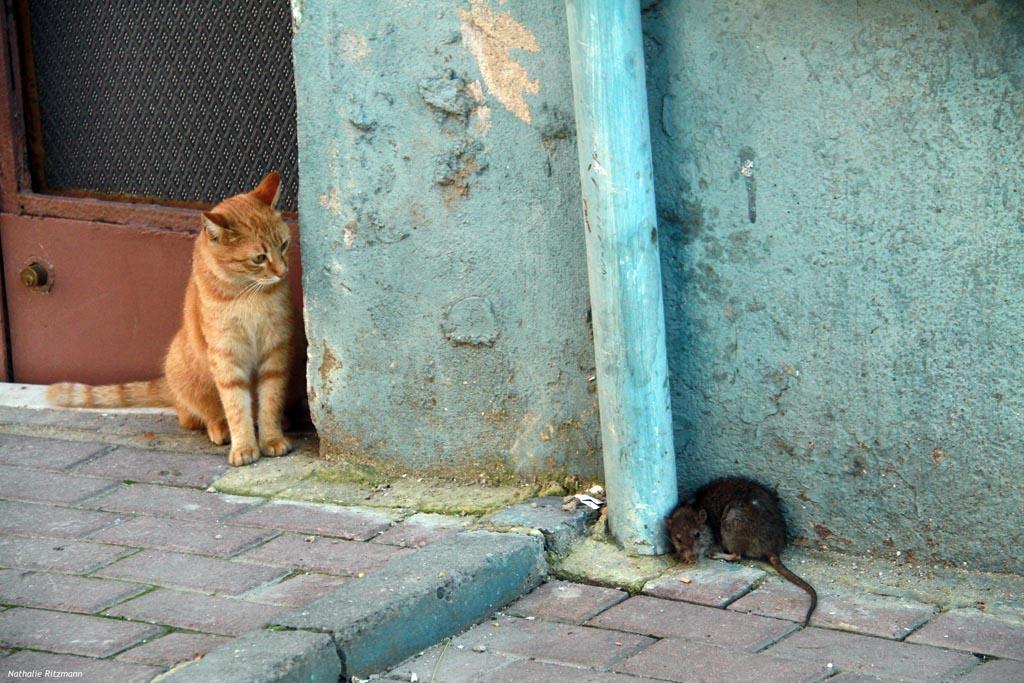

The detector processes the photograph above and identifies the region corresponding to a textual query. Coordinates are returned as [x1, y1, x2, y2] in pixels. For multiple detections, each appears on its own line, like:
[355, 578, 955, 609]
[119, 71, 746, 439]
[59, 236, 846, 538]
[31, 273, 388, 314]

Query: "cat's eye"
[281, 239, 290, 251]
[252, 254, 268, 264]
[692, 531, 701, 538]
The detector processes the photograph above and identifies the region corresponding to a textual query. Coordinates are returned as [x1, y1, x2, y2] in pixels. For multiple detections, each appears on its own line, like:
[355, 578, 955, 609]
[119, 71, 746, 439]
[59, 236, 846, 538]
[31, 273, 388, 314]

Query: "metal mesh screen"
[22, 0, 298, 211]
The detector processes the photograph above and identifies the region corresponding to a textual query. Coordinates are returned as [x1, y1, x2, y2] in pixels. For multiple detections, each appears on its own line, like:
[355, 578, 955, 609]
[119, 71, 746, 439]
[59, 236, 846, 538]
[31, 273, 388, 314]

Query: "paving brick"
[88, 483, 258, 522]
[958, 658, 1024, 682]
[371, 512, 469, 548]
[507, 580, 628, 624]
[587, 595, 797, 651]
[0, 534, 133, 572]
[0, 607, 162, 657]
[643, 562, 766, 607]
[106, 589, 286, 636]
[237, 533, 408, 575]
[730, 580, 937, 639]
[96, 549, 287, 595]
[0, 568, 147, 613]
[907, 608, 1024, 660]
[117, 632, 231, 667]
[228, 499, 393, 540]
[454, 615, 654, 670]
[88, 515, 276, 557]
[0, 434, 106, 470]
[75, 447, 230, 488]
[614, 637, 831, 682]
[1, 650, 160, 683]
[766, 626, 980, 680]
[0, 500, 119, 539]
[0, 464, 117, 505]
[485, 496, 597, 555]
[384, 641, 518, 682]
[477, 660, 643, 682]
[243, 572, 347, 606]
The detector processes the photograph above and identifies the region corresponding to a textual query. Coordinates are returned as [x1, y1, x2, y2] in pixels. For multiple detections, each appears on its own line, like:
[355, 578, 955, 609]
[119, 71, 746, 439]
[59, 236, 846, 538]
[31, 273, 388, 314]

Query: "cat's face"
[201, 171, 291, 286]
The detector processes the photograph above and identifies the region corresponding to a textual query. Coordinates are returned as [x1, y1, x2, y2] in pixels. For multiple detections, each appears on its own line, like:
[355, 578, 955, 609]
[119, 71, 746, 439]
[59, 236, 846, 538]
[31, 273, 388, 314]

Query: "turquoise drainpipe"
[565, 0, 677, 555]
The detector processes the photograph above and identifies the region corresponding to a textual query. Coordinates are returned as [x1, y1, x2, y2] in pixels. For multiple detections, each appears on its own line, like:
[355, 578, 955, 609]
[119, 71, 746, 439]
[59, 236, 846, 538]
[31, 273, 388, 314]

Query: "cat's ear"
[252, 170, 281, 208]
[202, 211, 231, 242]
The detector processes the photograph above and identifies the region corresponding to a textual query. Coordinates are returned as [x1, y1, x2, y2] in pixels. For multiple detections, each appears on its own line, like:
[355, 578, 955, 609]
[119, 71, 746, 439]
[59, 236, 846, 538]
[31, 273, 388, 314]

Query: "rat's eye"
[693, 531, 701, 538]
[252, 254, 268, 264]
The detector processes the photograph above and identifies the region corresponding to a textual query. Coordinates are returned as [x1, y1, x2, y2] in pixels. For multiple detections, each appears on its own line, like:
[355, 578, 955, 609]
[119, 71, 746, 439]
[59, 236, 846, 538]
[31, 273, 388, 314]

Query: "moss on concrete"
[279, 476, 531, 516]
[208, 451, 538, 516]
[550, 538, 676, 594]
[211, 455, 330, 497]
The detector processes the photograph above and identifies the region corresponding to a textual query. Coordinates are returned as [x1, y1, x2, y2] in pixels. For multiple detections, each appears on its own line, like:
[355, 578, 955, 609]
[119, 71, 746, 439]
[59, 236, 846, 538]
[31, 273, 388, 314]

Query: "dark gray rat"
[667, 477, 818, 626]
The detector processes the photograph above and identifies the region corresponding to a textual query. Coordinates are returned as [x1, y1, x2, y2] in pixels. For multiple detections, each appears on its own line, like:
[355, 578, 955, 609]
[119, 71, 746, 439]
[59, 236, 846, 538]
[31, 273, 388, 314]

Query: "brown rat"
[667, 477, 817, 626]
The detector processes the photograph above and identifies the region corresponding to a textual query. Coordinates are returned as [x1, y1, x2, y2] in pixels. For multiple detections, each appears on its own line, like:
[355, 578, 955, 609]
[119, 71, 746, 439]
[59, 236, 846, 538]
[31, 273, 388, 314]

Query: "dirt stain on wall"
[457, 0, 540, 124]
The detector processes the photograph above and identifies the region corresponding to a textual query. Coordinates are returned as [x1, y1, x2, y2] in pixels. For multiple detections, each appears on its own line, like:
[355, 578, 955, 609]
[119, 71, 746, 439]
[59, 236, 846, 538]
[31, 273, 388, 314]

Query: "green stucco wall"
[645, 0, 1024, 573]
[294, 0, 1023, 573]
[292, 0, 601, 480]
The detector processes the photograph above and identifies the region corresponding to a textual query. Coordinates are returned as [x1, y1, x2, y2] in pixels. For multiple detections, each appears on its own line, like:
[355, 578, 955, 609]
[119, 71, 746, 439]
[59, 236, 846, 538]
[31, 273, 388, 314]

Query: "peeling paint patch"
[319, 187, 342, 214]
[319, 342, 342, 393]
[466, 80, 486, 103]
[343, 221, 357, 250]
[339, 31, 370, 62]
[419, 71, 472, 117]
[472, 105, 492, 135]
[442, 296, 499, 346]
[457, 0, 540, 124]
[436, 140, 489, 207]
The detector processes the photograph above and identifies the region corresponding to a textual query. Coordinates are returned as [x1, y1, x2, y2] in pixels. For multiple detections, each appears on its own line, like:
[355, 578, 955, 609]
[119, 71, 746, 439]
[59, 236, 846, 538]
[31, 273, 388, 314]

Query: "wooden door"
[0, 1, 305, 396]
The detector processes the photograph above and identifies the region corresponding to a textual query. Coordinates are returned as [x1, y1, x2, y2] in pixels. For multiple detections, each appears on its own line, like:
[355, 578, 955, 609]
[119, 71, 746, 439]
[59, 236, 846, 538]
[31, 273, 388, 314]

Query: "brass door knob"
[20, 262, 50, 290]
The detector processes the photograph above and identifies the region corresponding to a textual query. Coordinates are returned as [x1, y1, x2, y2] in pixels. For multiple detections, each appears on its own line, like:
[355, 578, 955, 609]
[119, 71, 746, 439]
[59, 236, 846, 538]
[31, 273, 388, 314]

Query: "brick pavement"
[387, 566, 1024, 683]
[0, 433, 453, 680]
[2, 432, 1024, 682]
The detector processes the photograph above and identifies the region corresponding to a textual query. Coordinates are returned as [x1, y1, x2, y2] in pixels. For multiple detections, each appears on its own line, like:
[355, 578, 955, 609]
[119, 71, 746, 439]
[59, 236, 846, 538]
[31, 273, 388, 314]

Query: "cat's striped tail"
[46, 378, 172, 408]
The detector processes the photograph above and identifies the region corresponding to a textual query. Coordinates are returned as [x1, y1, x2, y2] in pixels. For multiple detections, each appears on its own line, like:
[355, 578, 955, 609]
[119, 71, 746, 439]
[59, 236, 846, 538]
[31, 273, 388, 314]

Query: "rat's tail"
[768, 553, 817, 627]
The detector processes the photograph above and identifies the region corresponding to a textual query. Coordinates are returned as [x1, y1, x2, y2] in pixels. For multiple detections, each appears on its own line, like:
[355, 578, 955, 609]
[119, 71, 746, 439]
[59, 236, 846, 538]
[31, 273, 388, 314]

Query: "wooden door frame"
[0, 2, 202, 230]
[0, 1, 300, 383]
[0, 1, 199, 381]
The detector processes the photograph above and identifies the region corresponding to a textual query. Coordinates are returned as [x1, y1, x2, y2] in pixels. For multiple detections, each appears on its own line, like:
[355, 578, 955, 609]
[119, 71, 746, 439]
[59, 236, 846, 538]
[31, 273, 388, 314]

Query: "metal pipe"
[565, 0, 677, 555]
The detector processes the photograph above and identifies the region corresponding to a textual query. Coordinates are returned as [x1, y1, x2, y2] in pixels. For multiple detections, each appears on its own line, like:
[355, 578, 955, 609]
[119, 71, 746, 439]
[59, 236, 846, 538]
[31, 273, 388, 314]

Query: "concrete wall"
[645, 0, 1024, 573]
[294, 0, 1024, 573]
[292, 1, 600, 480]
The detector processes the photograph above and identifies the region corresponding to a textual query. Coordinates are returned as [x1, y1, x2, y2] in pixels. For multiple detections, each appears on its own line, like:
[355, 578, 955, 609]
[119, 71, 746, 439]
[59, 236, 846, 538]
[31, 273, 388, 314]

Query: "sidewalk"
[382, 575, 1024, 682]
[0, 392, 1021, 682]
[0, 431, 442, 681]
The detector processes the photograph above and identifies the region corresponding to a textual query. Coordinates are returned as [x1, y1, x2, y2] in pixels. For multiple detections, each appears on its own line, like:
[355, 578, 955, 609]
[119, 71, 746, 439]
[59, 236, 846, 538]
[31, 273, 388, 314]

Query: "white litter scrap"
[561, 483, 607, 512]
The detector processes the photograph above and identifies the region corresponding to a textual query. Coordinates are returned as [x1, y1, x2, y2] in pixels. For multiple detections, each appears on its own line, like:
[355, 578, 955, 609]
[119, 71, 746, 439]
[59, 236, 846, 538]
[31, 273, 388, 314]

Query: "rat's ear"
[697, 508, 707, 524]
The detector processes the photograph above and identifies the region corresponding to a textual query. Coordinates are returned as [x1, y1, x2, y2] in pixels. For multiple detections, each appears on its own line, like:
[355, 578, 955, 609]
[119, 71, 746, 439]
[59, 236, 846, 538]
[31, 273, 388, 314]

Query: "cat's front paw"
[260, 436, 292, 457]
[228, 445, 260, 467]
[207, 419, 230, 446]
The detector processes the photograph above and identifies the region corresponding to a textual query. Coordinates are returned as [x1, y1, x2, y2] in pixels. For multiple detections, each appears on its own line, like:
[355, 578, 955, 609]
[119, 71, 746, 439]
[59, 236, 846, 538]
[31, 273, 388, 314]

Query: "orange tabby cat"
[47, 171, 294, 466]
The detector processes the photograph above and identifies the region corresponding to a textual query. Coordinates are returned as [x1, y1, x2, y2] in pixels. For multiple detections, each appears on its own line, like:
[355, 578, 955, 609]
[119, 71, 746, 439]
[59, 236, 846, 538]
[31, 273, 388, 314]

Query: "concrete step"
[158, 530, 546, 682]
